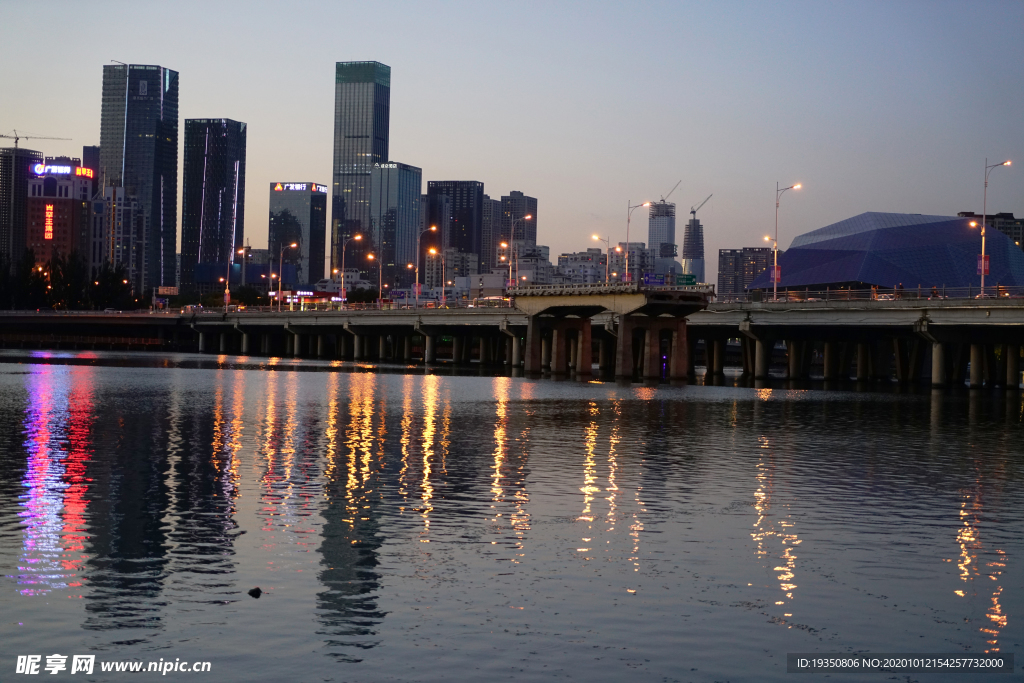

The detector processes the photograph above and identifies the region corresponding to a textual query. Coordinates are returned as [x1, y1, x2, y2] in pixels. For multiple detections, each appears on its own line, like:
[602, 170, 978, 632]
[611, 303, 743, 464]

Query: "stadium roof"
[749, 212, 1024, 290]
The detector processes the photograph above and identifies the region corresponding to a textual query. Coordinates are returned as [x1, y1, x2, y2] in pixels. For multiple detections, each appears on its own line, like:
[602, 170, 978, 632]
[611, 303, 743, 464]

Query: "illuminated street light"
[625, 201, 651, 282]
[773, 182, 802, 301]
[339, 234, 362, 304]
[414, 225, 437, 307]
[592, 234, 612, 282]
[976, 159, 1012, 295]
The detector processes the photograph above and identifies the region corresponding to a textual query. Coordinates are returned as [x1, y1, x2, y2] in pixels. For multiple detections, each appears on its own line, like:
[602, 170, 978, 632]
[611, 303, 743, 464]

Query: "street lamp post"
[625, 202, 650, 283]
[277, 241, 298, 312]
[500, 242, 512, 288]
[415, 225, 437, 307]
[979, 158, 1012, 296]
[763, 235, 778, 301]
[773, 182, 802, 301]
[592, 234, 611, 282]
[367, 253, 382, 308]
[508, 215, 532, 283]
[340, 234, 363, 305]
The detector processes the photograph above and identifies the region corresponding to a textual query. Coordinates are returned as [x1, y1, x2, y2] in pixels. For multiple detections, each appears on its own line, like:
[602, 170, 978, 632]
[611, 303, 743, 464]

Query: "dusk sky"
[4, 0, 1022, 282]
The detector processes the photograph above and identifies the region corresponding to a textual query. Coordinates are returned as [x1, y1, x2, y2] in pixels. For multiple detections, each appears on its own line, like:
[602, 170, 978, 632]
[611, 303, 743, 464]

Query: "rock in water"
[247, 587, 262, 599]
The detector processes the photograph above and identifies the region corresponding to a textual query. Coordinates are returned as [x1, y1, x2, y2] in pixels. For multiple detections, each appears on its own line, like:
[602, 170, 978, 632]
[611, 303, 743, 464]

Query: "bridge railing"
[716, 285, 1024, 303]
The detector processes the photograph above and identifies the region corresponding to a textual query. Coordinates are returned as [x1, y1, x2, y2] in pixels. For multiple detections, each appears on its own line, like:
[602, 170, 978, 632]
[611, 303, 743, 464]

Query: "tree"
[46, 251, 90, 310]
[90, 262, 134, 310]
[12, 249, 47, 310]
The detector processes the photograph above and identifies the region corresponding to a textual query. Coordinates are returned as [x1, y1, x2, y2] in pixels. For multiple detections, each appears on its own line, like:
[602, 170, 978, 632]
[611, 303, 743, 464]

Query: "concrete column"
[598, 338, 608, 374]
[353, 334, 364, 360]
[703, 340, 714, 377]
[315, 334, 323, 358]
[754, 339, 770, 379]
[541, 334, 551, 371]
[198, 331, 206, 353]
[893, 339, 908, 382]
[568, 333, 577, 370]
[669, 321, 688, 380]
[643, 326, 661, 379]
[403, 335, 412, 361]
[479, 337, 489, 365]
[241, 331, 250, 354]
[379, 335, 387, 361]
[217, 332, 226, 354]
[823, 341, 837, 380]
[856, 342, 869, 381]
[1006, 345, 1020, 390]
[970, 344, 984, 388]
[931, 342, 946, 388]
[424, 335, 436, 364]
[713, 339, 725, 376]
[524, 316, 542, 373]
[614, 316, 635, 380]
[452, 336, 463, 364]
[551, 325, 569, 375]
[338, 334, 349, 360]
[576, 320, 592, 378]
[511, 335, 522, 367]
[787, 340, 800, 379]
[293, 333, 302, 358]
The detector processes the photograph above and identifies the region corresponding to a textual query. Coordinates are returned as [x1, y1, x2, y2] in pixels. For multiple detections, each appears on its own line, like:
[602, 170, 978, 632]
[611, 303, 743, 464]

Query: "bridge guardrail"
[717, 285, 1024, 304]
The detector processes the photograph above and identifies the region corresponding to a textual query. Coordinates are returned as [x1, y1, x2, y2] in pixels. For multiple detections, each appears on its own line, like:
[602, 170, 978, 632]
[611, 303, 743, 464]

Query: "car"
[103, 308, 119, 313]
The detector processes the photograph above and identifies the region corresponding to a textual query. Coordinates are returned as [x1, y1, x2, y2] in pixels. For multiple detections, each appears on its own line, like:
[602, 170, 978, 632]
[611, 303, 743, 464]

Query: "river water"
[0, 351, 1021, 682]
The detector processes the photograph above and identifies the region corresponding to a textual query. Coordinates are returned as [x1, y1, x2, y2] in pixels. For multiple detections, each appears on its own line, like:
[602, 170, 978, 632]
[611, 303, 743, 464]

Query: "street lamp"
[277, 241, 298, 312]
[977, 159, 1012, 296]
[773, 182, 801, 301]
[499, 242, 513, 288]
[508, 215, 532, 282]
[367, 253, 382, 307]
[764, 235, 778, 300]
[592, 234, 612, 282]
[340, 234, 363, 304]
[415, 225, 437, 307]
[625, 201, 650, 283]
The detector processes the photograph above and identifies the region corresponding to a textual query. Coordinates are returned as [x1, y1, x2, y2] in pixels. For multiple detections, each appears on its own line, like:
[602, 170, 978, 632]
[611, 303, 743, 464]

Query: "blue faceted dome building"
[749, 212, 1024, 291]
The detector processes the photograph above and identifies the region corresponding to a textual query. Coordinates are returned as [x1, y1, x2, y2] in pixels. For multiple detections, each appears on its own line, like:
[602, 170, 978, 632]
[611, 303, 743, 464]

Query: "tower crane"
[659, 180, 682, 204]
[690, 194, 712, 219]
[0, 130, 71, 149]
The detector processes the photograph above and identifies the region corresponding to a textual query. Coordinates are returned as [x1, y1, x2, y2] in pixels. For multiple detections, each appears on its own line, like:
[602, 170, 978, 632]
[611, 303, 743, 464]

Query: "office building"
[681, 213, 706, 283]
[180, 118, 247, 291]
[269, 181, 328, 288]
[555, 248, 607, 284]
[369, 161, 421, 288]
[99, 63, 179, 291]
[331, 61, 390, 273]
[427, 181, 484, 273]
[481, 194, 503, 273]
[648, 201, 677, 259]
[424, 248, 478, 289]
[25, 165, 94, 266]
[82, 145, 100, 195]
[501, 190, 537, 245]
[959, 212, 1023, 251]
[1, 146, 44, 261]
[608, 242, 653, 282]
[717, 247, 772, 299]
[91, 186, 142, 285]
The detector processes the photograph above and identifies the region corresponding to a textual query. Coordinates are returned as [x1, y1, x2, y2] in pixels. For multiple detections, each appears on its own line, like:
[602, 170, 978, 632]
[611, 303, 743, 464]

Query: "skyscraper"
[427, 181, 484, 272]
[501, 190, 538, 244]
[648, 201, 677, 258]
[99, 63, 179, 291]
[179, 119, 247, 291]
[0, 146, 44, 262]
[370, 162, 421, 288]
[481, 194, 503, 272]
[717, 247, 771, 299]
[269, 182, 328, 288]
[331, 61, 390, 272]
[681, 213, 706, 283]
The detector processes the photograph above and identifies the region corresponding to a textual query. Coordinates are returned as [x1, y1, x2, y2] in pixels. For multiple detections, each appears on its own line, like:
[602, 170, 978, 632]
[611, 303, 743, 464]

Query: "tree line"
[0, 250, 135, 311]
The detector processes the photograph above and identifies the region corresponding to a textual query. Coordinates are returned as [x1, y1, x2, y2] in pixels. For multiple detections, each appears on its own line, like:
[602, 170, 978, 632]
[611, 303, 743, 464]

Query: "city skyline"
[2, 1, 1022, 285]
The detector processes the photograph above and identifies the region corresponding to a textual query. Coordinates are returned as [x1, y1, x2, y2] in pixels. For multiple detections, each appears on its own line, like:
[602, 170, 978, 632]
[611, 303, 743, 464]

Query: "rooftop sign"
[273, 182, 328, 193]
[31, 164, 94, 179]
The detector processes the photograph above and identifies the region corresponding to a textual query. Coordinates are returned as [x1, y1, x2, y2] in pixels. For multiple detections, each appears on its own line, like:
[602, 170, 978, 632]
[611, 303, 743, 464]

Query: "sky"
[3, 0, 1022, 284]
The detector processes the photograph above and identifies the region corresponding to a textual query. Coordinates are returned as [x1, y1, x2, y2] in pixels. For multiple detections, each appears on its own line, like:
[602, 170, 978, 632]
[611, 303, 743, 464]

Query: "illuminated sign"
[44, 204, 54, 240]
[274, 182, 328, 193]
[374, 163, 398, 169]
[31, 164, 95, 178]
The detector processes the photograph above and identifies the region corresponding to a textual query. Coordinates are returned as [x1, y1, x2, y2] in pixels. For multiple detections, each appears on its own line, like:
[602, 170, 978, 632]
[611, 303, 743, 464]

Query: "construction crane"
[0, 130, 71, 149]
[659, 180, 684, 204]
[690, 194, 712, 219]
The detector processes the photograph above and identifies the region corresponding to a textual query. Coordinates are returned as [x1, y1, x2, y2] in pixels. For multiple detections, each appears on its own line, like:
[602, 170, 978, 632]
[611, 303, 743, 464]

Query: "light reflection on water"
[0, 359, 1022, 682]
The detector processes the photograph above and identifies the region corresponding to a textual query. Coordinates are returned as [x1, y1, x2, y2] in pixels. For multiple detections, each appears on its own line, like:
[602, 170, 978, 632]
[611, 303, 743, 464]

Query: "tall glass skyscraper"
[428, 181, 484, 268]
[269, 182, 328, 288]
[331, 61, 390, 272]
[0, 146, 44, 261]
[180, 119, 246, 291]
[681, 215, 706, 283]
[369, 162, 421, 288]
[99, 63, 179, 291]
[648, 201, 676, 258]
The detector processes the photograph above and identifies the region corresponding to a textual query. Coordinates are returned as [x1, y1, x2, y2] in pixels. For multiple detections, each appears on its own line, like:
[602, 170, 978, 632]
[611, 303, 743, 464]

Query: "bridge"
[1, 286, 1021, 388]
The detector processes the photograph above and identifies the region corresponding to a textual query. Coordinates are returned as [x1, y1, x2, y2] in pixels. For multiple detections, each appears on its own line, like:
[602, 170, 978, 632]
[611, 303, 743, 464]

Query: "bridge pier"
[353, 334, 365, 360]
[1007, 345, 1020, 389]
[970, 344, 984, 388]
[856, 342, 869, 381]
[379, 335, 387, 361]
[823, 341, 838, 380]
[576, 322, 592, 377]
[241, 331, 250, 354]
[198, 331, 207, 353]
[317, 334, 326, 358]
[403, 335, 412, 361]
[219, 332, 228, 354]
[452, 335, 464, 365]
[931, 342, 947, 388]
[424, 334, 436, 364]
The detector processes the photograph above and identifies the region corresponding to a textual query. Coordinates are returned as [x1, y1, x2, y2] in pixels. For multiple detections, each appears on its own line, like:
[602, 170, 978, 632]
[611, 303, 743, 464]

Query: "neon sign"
[44, 205, 53, 240]
[31, 164, 94, 178]
[311, 183, 327, 193]
[274, 182, 328, 193]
